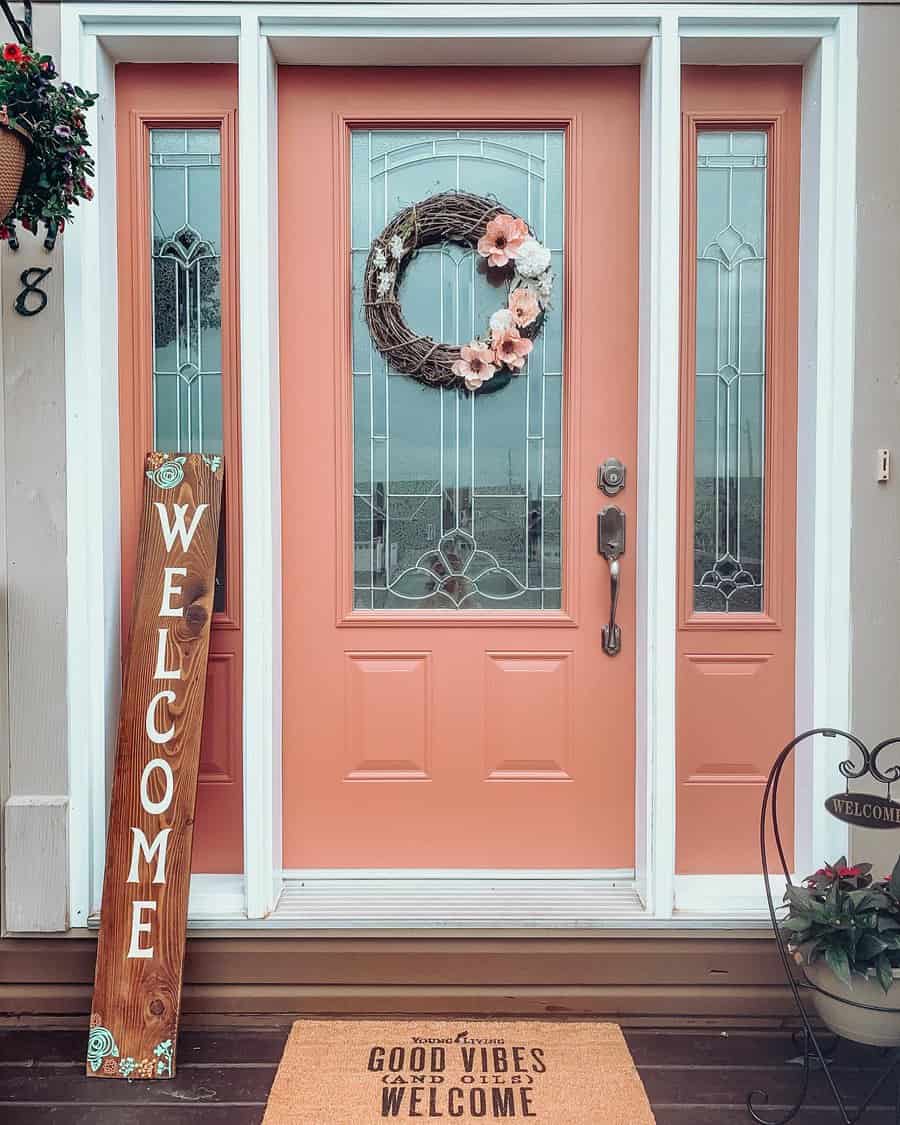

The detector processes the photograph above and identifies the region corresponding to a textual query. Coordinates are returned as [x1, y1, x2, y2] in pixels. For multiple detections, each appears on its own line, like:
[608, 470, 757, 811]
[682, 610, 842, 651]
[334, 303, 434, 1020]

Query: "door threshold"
[267, 871, 644, 929]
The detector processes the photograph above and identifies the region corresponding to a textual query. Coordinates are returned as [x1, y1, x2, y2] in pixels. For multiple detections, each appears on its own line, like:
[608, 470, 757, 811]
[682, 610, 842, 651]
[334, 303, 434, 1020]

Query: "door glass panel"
[350, 129, 565, 610]
[693, 130, 767, 613]
[149, 127, 225, 611]
[150, 128, 223, 456]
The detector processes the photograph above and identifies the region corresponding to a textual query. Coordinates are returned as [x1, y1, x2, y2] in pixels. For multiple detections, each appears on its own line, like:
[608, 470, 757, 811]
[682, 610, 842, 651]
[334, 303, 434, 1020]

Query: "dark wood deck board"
[1, 1108, 265, 1123]
[1, 1026, 897, 1121]
[0, 1028, 289, 1065]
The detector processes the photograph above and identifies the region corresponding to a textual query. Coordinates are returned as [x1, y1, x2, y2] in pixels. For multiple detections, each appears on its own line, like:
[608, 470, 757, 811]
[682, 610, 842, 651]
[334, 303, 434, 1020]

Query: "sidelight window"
[692, 130, 767, 613]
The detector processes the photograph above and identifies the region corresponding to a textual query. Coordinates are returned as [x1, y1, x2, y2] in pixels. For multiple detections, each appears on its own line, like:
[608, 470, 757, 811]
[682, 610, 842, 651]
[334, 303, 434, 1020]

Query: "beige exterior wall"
[849, 6, 900, 874]
[0, 1, 69, 933]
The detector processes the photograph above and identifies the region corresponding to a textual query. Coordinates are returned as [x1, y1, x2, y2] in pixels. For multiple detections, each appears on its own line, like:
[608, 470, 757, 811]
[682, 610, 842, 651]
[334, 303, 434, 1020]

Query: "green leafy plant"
[782, 856, 900, 993]
[0, 41, 97, 237]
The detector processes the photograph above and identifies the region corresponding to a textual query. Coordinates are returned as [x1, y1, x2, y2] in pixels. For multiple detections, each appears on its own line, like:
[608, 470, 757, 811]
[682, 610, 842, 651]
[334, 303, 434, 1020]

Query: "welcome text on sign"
[88, 454, 222, 1080]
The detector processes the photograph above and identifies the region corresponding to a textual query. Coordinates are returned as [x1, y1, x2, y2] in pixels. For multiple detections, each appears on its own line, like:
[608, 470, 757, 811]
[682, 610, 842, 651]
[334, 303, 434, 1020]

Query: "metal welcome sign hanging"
[87, 453, 222, 1080]
[824, 737, 900, 828]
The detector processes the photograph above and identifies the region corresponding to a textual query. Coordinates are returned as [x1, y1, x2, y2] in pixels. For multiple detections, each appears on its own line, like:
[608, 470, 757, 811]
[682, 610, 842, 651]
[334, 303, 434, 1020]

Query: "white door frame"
[61, 1, 857, 929]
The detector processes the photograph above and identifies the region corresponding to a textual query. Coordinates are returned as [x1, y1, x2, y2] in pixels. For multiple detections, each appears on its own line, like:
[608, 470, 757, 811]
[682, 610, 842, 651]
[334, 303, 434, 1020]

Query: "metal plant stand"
[748, 728, 900, 1124]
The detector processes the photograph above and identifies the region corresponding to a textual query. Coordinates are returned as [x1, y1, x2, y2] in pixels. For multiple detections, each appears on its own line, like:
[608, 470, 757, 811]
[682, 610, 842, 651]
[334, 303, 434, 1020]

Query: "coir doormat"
[262, 1019, 656, 1124]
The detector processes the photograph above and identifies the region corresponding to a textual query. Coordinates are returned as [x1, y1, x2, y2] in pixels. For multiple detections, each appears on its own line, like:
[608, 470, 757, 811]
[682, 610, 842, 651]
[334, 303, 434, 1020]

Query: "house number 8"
[15, 266, 52, 317]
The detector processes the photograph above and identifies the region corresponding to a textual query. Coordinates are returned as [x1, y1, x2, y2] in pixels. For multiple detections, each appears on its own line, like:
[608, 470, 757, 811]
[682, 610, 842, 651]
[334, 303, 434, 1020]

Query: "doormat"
[262, 1019, 656, 1124]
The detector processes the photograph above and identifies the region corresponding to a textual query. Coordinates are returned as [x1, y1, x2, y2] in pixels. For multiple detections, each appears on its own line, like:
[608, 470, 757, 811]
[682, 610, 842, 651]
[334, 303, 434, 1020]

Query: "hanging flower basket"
[0, 41, 97, 240]
[0, 118, 28, 221]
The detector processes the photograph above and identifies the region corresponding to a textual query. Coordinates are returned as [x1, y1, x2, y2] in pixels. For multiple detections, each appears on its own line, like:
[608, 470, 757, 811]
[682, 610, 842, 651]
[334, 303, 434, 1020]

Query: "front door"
[279, 68, 639, 869]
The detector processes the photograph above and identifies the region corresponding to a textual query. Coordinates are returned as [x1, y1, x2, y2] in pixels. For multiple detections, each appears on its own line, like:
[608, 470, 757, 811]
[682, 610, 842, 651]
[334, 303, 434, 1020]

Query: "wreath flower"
[489, 307, 515, 335]
[515, 237, 553, 278]
[477, 213, 528, 268]
[451, 342, 498, 391]
[491, 326, 533, 371]
[508, 287, 540, 329]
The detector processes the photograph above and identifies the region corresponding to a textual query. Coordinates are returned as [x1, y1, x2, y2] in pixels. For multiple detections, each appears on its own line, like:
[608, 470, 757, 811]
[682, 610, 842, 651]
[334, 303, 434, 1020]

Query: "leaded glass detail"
[149, 128, 225, 610]
[693, 131, 767, 613]
[351, 129, 565, 610]
[150, 128, 223, 456]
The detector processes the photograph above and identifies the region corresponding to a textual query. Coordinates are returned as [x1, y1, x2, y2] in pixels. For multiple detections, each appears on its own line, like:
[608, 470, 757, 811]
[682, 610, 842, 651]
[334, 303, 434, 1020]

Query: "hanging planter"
[0, 116, 28, 221]
[0, 41, 97, 241]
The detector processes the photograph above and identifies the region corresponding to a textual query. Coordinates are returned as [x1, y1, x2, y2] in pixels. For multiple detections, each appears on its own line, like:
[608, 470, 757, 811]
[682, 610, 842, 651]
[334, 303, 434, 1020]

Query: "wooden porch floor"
[1, 1026, 897, 1122]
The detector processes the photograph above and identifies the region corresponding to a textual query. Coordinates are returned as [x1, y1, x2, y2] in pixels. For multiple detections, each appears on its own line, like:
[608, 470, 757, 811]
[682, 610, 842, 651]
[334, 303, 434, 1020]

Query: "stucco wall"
[0, 1, 69, 933]
[849, 5, 900, 875]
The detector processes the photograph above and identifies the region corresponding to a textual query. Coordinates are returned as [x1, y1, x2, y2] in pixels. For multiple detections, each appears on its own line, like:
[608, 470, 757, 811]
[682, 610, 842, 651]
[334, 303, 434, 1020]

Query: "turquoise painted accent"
[146, 454, 187, 490]
[86, 1026, 119, 1073]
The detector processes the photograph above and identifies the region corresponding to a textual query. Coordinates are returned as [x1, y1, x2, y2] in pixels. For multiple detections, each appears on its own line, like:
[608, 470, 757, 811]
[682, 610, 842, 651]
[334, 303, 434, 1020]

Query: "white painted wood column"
[239, 14, 283, 919]
[636, 13, 680, 919]
[795, 12, 858, 877]
[59, 12, 120, 929]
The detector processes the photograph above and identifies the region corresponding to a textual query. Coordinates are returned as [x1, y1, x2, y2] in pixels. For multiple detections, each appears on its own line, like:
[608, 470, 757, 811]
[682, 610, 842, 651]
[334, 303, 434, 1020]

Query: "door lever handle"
[597, 506, 625, 656]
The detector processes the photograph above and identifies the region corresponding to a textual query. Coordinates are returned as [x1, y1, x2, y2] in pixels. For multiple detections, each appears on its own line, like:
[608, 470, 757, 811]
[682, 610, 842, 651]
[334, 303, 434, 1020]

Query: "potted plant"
[0, 40, 96, 241]
[782, 856, 900, 1046]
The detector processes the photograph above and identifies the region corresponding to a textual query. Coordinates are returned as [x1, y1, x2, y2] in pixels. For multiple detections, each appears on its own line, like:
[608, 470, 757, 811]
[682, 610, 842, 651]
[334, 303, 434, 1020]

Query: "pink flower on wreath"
[491, 326, 533, 371]
[477, 213, 528, 269]
[451, 341, 498, 391]
[508, 287, 540, 329]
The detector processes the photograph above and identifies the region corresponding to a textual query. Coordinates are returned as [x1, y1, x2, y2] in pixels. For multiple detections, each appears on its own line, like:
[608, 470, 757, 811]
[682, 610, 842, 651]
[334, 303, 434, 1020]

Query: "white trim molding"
[238, 13, 284, 922]
[635, 11, 681, 921]
[60, 1, 858, 932]
[674, 874, 790, 921]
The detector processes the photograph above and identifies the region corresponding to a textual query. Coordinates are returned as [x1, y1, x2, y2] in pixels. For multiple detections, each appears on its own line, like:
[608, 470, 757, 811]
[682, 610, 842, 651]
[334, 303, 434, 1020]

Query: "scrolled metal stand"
[748, 728, 900, 1124]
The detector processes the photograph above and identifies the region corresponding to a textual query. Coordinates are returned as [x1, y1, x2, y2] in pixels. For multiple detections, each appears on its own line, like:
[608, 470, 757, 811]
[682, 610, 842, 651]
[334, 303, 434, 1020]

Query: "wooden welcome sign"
[87, 453, 223, 1080]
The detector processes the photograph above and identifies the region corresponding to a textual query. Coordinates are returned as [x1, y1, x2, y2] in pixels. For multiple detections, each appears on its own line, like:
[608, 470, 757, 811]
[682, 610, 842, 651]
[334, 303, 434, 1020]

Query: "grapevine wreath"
[363, 191, 554, 391]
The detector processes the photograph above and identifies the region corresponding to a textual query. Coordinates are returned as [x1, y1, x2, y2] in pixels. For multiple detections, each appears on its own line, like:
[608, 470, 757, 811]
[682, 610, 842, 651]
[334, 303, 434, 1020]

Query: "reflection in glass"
[693, 131, 767, 613]
[150, 128, 223, 455]
[351, 130, 565, 610]
[149, 128, 225, 610]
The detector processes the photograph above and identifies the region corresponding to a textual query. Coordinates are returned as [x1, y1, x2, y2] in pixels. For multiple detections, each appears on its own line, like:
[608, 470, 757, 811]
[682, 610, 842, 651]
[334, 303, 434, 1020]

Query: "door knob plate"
[598, 457, 626, 496]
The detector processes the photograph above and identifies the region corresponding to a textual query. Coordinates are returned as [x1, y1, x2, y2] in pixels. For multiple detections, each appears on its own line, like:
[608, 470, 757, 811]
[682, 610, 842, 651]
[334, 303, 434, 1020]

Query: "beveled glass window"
[150, 128, 223, 454]
[693, 130, 767, 613]
[351, 129, 565, 610]
[150, 127, 225, 611]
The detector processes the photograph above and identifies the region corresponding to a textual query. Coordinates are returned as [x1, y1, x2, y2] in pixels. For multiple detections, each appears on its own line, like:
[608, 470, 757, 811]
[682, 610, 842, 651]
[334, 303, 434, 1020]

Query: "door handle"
[597, 506, 625, 656]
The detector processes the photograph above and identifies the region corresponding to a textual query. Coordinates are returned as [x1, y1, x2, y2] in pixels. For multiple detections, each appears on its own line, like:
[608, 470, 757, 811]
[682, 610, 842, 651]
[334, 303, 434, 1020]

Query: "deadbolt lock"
[598, 457, 626, 496]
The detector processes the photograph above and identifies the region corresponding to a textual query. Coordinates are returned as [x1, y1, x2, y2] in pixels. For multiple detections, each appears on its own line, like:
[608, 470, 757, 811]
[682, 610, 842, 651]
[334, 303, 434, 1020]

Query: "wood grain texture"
[88, 454, 223, 1079]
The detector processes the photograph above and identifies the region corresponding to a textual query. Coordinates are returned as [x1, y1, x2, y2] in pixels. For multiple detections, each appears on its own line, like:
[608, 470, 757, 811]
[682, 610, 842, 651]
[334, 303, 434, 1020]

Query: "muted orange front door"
[279, 68, 640, 869]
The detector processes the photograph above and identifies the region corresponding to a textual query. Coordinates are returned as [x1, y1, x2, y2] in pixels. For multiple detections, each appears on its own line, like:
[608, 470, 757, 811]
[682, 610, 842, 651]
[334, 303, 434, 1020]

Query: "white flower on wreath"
[535, 269, 554, 303]
[373, 246, 388, 269]
[389, 235, 407, 261]
[515, 237, 552, 278]
[377, 271, 396, 298]
[489, 307, 515, 335]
